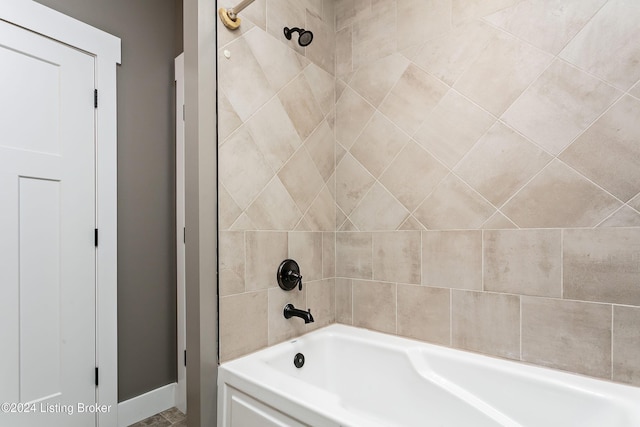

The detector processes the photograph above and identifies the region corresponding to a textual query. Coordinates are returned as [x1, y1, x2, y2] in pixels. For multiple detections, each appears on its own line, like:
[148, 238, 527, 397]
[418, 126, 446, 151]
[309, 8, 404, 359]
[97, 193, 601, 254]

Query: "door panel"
[19, 178, 62, 403]
[0, 18, 96, 427]
[0, 45, 59, 154]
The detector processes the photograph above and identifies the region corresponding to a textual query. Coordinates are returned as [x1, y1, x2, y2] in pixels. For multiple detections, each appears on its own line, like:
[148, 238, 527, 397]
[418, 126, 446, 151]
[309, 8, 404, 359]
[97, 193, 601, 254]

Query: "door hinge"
[182, 104, 185, 121]
[94, 229, 98, 247]
[95, 367, 99, 386]
[94, 89, 98, 108]
[183, 227, 186, 244]
[184, 350, 187, 367]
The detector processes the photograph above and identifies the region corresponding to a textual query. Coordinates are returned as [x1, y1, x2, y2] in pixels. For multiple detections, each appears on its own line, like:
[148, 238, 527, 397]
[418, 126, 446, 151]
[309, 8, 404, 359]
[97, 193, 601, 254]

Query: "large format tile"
[397, 0, 451, 51]
[304, 120, 335, 182]
[352, 0, 397, 68]
[335, 26, 352, 78]
[305, 11, 335, 74]
[336, 232, 373, 279]
[454, 123, 551, 206]
[563, 228, 640, 306]
[304, 65, 335, 117]
[335, 153, 375, 215]
[481, 211, 517, 230]
[218, 91, 243, 142]
[454, 32, 553, 116]
[560, 95, 640, 202]
[484, 230, 561, 298]
[503, 60, 620, 155]
[304, 185, 335, 231]
[414, 174, 495, 230]
[268, 286, 306, 345]
[220, 291, 268, 361]
[560, 0, 640, 90]
[379, 64, 449, 135]
[423, 231, 482, 290]
[219, 127, 275, 210]
[278, 74, 325, 140]
[521, 297, 612, 379]
[631, 82, 640, 99]
[278, 147, 325, 212]
[349, 184, 409, 231]
[485, 0, 609, 55]
[288, 232, 323, 282]
[598, 206, 640, 228]
[335, 278, 353, 324]
[629, 193, 640, 212]
[219, 185, 242, 231]
[335, 87, 376, 148]
[412, 20, 498, 86]
[348, 54, 410, 107]
[373, 231, 421, 284]
[452, 290, 520, 359]
[245, 231, 288, 291]
[413, 90, 495, 169]
[613, 305, 640, 386]
[451, 0, 517, 25]
[397, 285, 451, 345]
[350, 112, 409, 178]
[379, 141, 449, 211]
[335, 0, 372, 31]
[306, 279, 336, 330]
[322, 232, 335, 278]
[502, 160, 621, 228]
[352, 280, 396, 334]
[266, 0, 306, 55]
[246, 177, 302, 230]
[218, 36, 275, 121]
[244, 28, 307, 93]
[246, 97, 301, 172]
[219, 231, 245, 296]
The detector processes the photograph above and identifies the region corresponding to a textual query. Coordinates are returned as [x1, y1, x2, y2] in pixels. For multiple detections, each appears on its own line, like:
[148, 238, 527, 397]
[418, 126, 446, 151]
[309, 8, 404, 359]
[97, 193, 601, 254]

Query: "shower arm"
[226, 0, 254, 20]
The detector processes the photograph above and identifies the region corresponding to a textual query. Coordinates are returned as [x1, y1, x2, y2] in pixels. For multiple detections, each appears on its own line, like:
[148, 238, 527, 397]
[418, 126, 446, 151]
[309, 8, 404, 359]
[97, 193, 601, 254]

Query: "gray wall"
[35, 0, 183, 402]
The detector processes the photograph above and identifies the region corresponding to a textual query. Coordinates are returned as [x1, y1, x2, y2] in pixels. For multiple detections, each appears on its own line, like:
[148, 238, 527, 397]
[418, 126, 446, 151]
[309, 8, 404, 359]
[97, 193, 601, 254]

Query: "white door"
[0, 18, 97, 427]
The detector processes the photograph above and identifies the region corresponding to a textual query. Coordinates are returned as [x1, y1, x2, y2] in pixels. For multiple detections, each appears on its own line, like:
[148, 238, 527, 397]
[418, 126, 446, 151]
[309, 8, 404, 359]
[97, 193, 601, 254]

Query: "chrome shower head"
[283, 27, 313, 47]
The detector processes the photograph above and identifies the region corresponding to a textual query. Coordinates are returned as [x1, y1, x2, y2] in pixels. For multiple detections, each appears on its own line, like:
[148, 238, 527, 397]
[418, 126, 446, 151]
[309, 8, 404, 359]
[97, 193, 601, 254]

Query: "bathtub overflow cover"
[294, 353, 305, 368]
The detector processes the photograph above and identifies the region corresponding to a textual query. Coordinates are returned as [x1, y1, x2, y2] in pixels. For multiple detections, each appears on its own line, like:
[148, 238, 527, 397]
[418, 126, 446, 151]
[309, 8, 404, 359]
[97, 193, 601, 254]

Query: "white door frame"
[174, 52, 187, 415]
[0, 2, 121, 426]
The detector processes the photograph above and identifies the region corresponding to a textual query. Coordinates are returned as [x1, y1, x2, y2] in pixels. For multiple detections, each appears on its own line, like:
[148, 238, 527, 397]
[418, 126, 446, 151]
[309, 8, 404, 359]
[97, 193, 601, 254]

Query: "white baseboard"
[118, 382, 176, 427]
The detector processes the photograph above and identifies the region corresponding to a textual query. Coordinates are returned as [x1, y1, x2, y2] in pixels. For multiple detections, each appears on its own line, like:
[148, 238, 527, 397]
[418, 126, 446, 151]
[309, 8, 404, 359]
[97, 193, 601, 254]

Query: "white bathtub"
[217, 324, 640, 427]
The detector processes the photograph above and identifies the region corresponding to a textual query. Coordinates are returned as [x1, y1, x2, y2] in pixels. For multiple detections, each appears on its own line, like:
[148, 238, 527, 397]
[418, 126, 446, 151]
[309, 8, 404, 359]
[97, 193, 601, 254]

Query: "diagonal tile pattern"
[560, 95, 640, 202]
[335, 0, 640, 232]
[332, 0, 640, 386]
[217, 0, 337, 362]
[217, 0, 640, 387]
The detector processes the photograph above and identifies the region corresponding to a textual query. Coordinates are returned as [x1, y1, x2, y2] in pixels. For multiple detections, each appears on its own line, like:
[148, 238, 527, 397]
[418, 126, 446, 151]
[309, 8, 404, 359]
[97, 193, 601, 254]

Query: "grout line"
[611, 305, 615, 380]
[560, 228, 564, 299]
[350, 278, 354, 325]
[519, 296, 523, 361]
[481, 230, 485, 292]
[554, 89, 627, 160]
[449, 289, 453, 346]
[395, 282, 398, 334]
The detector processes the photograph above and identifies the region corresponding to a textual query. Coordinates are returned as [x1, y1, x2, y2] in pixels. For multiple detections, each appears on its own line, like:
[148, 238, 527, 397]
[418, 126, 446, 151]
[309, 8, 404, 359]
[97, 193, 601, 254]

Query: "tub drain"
[294, 353, 305, 368]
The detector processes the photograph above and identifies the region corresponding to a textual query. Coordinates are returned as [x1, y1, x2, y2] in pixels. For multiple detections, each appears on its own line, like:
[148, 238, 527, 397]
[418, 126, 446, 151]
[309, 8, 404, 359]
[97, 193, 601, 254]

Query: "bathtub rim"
[218, 324, 640, 427]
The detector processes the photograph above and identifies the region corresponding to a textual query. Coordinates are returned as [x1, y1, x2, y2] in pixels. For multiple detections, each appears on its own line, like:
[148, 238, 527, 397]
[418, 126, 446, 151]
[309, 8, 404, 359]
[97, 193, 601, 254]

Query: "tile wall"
[334, 0, 640, 386]
[216, 0, 640, 388]
[217, 0, 336, 362]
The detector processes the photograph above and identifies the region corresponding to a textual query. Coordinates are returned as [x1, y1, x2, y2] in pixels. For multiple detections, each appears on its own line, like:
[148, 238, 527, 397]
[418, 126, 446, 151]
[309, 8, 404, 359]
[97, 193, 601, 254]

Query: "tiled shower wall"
[334, 0, 640, 386]
[217, 0, 337, 361]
